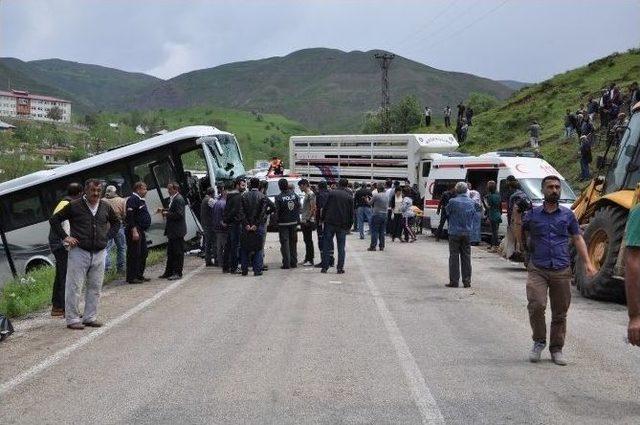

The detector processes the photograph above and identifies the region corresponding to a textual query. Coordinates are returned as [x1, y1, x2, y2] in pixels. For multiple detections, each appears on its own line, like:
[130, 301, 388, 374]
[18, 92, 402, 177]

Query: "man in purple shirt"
[522, 175, 596, 366]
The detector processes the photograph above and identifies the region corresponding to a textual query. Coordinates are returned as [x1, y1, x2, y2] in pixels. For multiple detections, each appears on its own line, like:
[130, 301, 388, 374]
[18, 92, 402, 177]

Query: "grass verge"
[0, 247, 166, 318]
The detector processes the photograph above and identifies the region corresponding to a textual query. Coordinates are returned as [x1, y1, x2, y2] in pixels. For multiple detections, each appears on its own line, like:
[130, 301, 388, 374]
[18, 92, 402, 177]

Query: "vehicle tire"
[25, 259, 50, 274]
[575, 206, 627, 302]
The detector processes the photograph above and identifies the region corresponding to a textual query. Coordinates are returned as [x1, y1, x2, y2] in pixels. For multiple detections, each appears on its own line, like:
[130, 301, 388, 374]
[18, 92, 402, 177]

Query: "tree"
[46, 106, 63, 121]
[390, 95, 422, 133]
[466, 92, 500, 115]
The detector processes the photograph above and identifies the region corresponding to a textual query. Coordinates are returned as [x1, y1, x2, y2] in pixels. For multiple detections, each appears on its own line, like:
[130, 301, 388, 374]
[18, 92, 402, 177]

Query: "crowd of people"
[422, 103, 472, 144]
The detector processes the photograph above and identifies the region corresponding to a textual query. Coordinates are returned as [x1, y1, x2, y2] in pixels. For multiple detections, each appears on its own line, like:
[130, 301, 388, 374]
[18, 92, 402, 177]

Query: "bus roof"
[0, 126, 231, 196]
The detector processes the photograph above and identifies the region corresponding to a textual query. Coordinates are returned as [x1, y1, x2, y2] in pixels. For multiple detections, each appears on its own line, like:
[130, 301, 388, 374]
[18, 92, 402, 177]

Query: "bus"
[0, 125, 246, 287]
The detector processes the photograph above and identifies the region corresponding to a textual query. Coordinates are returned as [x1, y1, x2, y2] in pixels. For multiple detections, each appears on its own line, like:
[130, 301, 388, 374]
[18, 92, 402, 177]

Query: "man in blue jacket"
[445, 182, 477, 288]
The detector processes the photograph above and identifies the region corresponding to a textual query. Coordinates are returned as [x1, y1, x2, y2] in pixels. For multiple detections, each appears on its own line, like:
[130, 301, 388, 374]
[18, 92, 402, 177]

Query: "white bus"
[0, 126, 246, 287]
[289, 133, 459, 197]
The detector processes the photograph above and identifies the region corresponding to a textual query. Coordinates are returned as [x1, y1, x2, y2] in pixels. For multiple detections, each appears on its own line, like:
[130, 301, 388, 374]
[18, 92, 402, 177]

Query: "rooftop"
[0, 89, 71, 104]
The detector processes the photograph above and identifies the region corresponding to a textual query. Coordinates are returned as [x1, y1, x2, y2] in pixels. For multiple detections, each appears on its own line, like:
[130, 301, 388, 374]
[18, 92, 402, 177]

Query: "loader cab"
[604, 105, 640, 194]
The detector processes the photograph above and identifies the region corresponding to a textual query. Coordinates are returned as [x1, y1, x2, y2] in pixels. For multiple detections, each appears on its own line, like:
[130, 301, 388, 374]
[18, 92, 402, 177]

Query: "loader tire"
[575, 206, 627, 302]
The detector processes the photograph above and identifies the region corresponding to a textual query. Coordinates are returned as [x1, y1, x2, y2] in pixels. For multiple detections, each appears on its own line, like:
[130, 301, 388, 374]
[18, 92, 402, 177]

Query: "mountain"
[134, 48, 514, 131]
[498, 79, 530, 90]
[463, 48, 640, 187]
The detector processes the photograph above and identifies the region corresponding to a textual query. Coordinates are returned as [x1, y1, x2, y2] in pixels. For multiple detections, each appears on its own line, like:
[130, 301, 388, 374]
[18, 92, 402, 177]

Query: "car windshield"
[519, 178, 576, 203]
[266, 180, 303, 197]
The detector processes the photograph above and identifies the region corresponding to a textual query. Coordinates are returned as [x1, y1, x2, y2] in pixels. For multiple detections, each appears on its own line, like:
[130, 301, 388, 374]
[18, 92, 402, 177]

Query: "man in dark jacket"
[239, 177, 272, 276]
[321, 178, 354, 274]
[48, 182, 82, 317]
[223, 177, 246, 273]
[436, 184, 455, 241]
[159, 182, 187, 280]
[354, 183, 373, 239]
[212, 184, 229, 272]
[314, 181, 333, 268]
[125, 181, 151, 284]
[200, 187, 216, 267]
[49, 179, 120, 329]
[274, 178, 301, 269]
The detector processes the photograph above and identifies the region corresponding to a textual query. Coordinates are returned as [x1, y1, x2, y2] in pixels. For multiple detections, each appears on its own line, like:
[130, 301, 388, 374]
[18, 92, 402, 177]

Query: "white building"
[0, 89, 72, 123]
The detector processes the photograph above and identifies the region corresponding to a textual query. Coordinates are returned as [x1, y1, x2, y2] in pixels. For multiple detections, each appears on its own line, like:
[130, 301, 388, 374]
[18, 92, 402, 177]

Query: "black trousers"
[51, 247, 68, 309]
[164, 237, 185, 277]
[437, 213, 448, 238]
[317, 222, 333, 264]
[126, 228, 148, 282]
[391, 214, 403, 240]
[203, 229, 216, 264]
[278, 225, 298, 268]
[301, 222, 315, 263]
[444, 116, 451, 127]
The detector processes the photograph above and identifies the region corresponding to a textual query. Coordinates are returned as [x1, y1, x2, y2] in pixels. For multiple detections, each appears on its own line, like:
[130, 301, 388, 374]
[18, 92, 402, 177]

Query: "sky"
[1, 0, 638, 83]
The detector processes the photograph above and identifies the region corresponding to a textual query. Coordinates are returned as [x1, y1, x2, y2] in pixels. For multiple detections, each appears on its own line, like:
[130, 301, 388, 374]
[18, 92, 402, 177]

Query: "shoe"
[409, 239, 416, 243]
[139, 277, 151, 282]
[367, 247, 376, 251]
[445, 283, 459, 288]
[241, 270, 249, 276]
[67, 323, 85, 330]
[229, 269, 239, 274]
[320, 268, 328, 273]
[314, 263, 323, 268]
[158, 274, 170, 279]
[463, 282, 471, 288]
[82, 320, 103, 328]
[290, 264, 298, 269]
[127, 279, 144, 284]
[167, 274, 182, 281]
[337, 269, 345, 274]
[205, 262, 215, 267]
[529, 341, 546, 363]
[254, 272, 263, 276]
[359, 236, 365, 240]
[551, 351, 567, 366]
[281, 265, 290, 270]
[51, 307, 64, 317]
[379, 247, 384, 251]
[262, 265, 269, 271]
[301, 261, 313, 266]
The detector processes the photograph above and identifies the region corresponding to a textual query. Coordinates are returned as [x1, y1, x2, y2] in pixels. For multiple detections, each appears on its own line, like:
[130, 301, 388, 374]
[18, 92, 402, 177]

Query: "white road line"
[354, 254, 446, 425]
[0, 264, 205, 397]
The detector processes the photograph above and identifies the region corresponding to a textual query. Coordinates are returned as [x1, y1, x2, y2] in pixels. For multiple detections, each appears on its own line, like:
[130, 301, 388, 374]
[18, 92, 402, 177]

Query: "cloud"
[145, 42, 198, 79]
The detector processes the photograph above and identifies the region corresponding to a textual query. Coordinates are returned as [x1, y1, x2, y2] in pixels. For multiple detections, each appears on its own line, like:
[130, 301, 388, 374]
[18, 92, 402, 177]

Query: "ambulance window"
[433, 179, 457, 199]
[422, 162, 431, 177]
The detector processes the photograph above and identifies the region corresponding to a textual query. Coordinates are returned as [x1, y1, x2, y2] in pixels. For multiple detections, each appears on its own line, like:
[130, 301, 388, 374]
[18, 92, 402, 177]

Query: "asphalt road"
[1, 232, 640, 425]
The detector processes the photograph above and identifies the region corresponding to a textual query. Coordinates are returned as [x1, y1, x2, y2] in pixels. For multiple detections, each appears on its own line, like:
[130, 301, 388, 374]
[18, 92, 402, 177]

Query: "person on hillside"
[389, 186, 404, 242]
[599, 88, 611, 129]
[124, 181, 151, 284]
[239, 177, 270, 276]
[298, 179, 317, 266]
[467, 182, 483, 245]
[611, 112, 629, 146]
[460, 119, 469, 143]
[223, 177, 246, 273]
[624, 203, 640, 346]
[465, 106, 474, 126]
[522, 175, 597, 365]
[587, 97, 599, 123]
[368, 182, 389, 252]
[354, 183, 373, 240]
[274, 178, 300, 269]
[315, 181, 334, 268]
[400, 187, 417, 243]
[564, 109, 576, 139]
[320, 178, 354, 274]
[48, 182, 82, 317]
[200, 187, 216, 267]
[445, 182, 476, 288]
[579, 135, 592, 181]
[484, 181, 502, 252]
[444, 105, 452, 128]
[49, 179, 120, 330]
[158, 182, 187, 280]
[527, 120, 541, 148]
[580, 113, 595, 144]
[102, 185, 126, 274]
[436, 184, 455, 242]
[424, 106, 432, 127]
[457, 102, 466, 120]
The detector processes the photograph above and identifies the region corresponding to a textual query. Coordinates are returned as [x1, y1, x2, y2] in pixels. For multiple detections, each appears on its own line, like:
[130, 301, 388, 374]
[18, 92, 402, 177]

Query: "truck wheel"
[575, 206, 627, 302]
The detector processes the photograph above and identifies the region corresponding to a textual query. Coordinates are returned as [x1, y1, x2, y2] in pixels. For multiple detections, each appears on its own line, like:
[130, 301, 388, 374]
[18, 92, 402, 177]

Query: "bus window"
[4, 191, 46, 231]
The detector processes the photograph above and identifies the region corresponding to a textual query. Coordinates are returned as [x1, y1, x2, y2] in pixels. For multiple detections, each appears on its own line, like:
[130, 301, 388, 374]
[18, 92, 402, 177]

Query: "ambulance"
[423, 152, 577, 236]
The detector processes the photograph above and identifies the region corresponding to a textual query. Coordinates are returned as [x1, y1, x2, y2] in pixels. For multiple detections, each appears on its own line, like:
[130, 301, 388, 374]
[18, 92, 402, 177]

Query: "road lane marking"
[354, 254, 446, 425]
[0, 264, 205, 397]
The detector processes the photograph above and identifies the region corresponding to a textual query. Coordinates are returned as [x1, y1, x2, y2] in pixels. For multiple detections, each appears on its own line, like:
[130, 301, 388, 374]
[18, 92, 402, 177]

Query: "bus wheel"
[575, 206, 626, 302]
[25, 260, 50, 274]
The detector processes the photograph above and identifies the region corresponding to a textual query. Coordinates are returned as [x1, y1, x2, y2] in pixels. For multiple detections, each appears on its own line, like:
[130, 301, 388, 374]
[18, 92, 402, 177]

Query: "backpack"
[0, 314, 14, 341]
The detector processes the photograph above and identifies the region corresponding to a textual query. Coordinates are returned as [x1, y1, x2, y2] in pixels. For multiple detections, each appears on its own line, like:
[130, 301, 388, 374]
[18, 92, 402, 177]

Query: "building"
[0, 89, 71, 123]
[36, 147, 73, 168]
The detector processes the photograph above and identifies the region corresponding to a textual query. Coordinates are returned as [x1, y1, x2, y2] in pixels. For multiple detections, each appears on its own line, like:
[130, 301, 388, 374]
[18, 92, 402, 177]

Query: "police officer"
[125, 181, 151, 284]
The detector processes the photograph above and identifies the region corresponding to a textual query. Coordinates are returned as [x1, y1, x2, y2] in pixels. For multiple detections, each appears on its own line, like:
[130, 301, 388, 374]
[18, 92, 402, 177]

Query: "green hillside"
[461, 49, 640, 187]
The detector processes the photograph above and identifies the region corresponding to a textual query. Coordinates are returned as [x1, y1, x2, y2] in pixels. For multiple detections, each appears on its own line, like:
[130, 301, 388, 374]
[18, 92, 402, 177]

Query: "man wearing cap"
[125, 182, 151, 284]
[102, 185, 127, 274]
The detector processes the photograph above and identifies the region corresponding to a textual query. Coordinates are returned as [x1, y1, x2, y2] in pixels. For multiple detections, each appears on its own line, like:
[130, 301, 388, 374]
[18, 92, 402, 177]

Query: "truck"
[572, 101, 640, 302]
[289, 133, 460, 198]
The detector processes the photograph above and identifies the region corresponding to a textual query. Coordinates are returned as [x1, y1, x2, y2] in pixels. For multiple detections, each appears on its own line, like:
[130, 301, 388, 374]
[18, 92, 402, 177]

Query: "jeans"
[580, 156, 591, 180]
[51, 247, 68, 310]
[322, 224, 347, 270]
[370, 212, 387, 249]
[214, 231, 228, 270]
[356, 206, 372, 239]
[526, 265, 572, 353]
[301, 221, 315, 263]
[65, 248, 106, 325]
[240, 226, 265, 273]
[203, 229, 216, 264]
[228, 223, 242, 272]
[105, 225, 126, 272]
[448, 234, 471, 286]
[278, 225, 298, 268]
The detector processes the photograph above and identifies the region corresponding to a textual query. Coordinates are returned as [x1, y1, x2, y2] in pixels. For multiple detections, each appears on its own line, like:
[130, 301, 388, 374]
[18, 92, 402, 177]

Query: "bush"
[466, 92, 501, 115]
[0, 266, 54, 317]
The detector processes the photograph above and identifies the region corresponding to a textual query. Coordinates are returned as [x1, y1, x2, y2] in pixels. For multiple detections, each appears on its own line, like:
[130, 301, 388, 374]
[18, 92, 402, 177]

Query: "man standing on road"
[321, 178, 353, 274]
[275, 178, 300, 269]
[436, 184, 455, 242]
[315, 181, 334, 268]
[368, 183, 389, 252]
[102, 185, 127, 274]
[125, 182, 151, 284]
[354, 183, 373, 240]
[48, 182, 82, 317]
[239, 177, 270, 276]
[212, 184, 229, 272]
[384, 179, 394, 235]
[159, 182, 187, 281]
[49, 179, 120, 330]
[522, 175, 597, 365]
[223, 177, 246, 273]
[298, 179, 316, 266]
[200, 187, 216, 267]
[625, 202, 640, 346]
[445, 182, 476, 288]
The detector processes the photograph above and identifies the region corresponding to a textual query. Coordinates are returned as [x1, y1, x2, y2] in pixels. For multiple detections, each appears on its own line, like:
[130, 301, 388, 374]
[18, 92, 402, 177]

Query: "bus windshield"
[204, 134, 246, 182]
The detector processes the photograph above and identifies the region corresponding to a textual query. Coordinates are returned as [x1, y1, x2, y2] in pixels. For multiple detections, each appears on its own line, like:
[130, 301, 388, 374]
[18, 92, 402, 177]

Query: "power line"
[393, 0, 461, 50]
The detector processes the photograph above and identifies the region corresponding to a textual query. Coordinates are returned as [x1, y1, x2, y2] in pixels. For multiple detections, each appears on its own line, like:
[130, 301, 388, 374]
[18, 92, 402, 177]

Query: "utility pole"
[374, 53, 395, 133]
